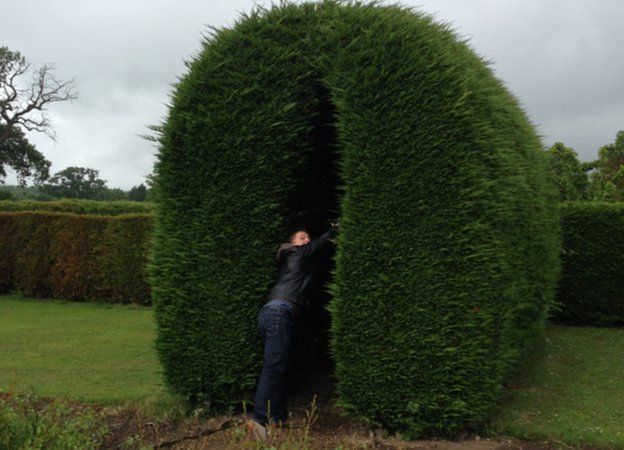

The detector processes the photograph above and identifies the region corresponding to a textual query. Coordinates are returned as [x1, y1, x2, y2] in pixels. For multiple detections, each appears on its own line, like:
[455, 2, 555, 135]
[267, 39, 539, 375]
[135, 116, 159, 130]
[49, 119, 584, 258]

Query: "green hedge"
[555, 202, 624, 325]
[0, 211, 153, 304]
[0, 199, 154, 215]
[151, 1, 560, 436]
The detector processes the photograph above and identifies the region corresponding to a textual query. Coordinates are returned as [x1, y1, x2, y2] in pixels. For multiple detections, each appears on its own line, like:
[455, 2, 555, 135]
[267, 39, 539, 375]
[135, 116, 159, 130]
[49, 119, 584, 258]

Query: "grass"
[0, 294, 164, 406]
[491, 324, 624, 448]
[1, 295, 623, 448]
[0, 394, 108, 450]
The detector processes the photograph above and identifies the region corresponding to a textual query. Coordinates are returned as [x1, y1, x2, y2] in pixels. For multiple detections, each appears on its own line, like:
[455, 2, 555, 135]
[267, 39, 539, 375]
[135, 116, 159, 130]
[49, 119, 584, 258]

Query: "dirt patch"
[171, 393, 567, 450]
[0, 390, 590, 449]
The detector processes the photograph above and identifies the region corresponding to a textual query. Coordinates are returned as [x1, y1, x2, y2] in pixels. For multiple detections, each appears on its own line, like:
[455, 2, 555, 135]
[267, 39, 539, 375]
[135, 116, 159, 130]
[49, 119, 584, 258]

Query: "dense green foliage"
[0, 211, 152, 304]
[0, 183, 151, 202]
[40, 166, 108, 199]
[554, 202, 624, 325]
[0, 199, 154, 215]
[129, 183, 148, 201]
[151, 1, 560, 435]
[0, 184, 56, 201]
[545, 142, 589, 201]
[92, 187, 129, 201]
[0, 124, 50, 185]
[541, 131, 624, 204]
[589, 130, 624, 201]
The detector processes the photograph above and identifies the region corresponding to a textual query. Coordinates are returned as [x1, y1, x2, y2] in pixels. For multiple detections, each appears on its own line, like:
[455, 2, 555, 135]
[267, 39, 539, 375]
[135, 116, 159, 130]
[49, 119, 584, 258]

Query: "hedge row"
[0, 211, 153, 304]
[554, 202, 624, 325]
[150, 1, 560, 437]
[3, 203, 620, 312]
[0, 199, 154, 215]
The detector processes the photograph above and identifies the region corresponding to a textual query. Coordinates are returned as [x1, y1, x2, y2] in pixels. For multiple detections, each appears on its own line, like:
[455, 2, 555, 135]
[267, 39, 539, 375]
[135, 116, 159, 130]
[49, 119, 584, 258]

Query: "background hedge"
[0, 199, 154, 215]
[0, 211, 152, 304]
[151, 1, 560, 436]
[554, 202, 624, 325]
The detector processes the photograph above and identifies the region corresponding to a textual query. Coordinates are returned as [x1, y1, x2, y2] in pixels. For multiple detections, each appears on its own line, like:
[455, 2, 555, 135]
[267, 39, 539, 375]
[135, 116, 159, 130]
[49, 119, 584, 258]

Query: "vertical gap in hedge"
[288, 81, 342, 397]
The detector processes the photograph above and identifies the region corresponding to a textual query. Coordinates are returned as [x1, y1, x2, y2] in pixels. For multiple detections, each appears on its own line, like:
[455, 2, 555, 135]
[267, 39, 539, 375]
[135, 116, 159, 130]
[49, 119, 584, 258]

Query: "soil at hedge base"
[90, 393, 572, 449]
[1, 390, 574, 450]
[173, 381, 565, 450]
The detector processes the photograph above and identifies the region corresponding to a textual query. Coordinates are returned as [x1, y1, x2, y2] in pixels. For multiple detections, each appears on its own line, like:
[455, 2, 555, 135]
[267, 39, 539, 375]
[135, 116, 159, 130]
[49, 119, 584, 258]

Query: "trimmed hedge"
[0, 211, 153, 304]
[151, 1, 560, 436]
[0, 199, 154, 215]
[555, 202, 624, 325]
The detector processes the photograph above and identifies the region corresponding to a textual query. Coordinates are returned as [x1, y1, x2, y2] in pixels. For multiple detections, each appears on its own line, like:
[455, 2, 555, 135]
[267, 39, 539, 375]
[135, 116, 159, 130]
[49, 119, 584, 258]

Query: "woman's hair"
[288, 229, 309, 243]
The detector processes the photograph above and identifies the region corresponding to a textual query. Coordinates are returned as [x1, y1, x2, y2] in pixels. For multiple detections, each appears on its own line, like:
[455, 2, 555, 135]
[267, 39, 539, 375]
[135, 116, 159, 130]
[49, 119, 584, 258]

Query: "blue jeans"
[253, 299, 295, 426]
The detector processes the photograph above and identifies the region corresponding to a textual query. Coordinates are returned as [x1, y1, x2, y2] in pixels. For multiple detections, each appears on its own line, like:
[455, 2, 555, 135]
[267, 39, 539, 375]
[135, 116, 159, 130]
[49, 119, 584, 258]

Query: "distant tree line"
[0, 167, 150, 202]
[546, 130, 624, 202]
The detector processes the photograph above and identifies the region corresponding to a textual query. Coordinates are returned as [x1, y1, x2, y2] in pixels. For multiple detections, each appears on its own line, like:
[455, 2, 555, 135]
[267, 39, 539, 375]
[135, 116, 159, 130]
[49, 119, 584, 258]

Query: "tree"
[0, 46, 76, 144]
[590, 130, 624, 201]
[128, 183, 147, 202]
[144, 173, 155, 201]
[0, 46, 75, 184]
[40, 166, 107, 199]
[544, 142, 589, 201]
[94, 187, 127, 201]
[0, 189, 13, 200]
[0, 123, 50, 185]
[0, 184, 54, 200]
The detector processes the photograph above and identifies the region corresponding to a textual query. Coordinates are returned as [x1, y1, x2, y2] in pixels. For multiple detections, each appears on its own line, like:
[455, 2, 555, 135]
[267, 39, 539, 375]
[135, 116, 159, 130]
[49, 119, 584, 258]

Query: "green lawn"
[1, 295, 623, 448]
[491, 325, 624, 448]
[0, 295, 164, 404]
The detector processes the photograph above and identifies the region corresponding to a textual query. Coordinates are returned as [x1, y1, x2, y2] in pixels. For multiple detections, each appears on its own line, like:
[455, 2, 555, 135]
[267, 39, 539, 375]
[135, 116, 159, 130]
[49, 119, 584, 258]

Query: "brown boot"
[246, 419, 268, 442]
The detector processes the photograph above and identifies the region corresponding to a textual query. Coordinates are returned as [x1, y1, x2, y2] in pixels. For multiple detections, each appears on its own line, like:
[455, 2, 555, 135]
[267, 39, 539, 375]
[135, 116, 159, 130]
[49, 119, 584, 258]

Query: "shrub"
[0, 211, 153, 304]
[554, 202, 624, 325]
[151, 1, 560, 435]
[0, 199, 154, 215]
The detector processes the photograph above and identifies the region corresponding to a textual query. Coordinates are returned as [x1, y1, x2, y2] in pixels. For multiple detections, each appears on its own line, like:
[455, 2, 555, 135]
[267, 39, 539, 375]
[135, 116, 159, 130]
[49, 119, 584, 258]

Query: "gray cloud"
[2, 0, 622, 188]
[427, 0, 624, 156]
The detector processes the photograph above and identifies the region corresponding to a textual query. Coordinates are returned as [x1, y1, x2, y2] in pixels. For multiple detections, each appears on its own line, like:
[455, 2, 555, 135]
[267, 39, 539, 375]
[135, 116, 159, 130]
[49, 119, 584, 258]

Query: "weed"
[234, 395, 318, 449]
[0, 393, 107, 450]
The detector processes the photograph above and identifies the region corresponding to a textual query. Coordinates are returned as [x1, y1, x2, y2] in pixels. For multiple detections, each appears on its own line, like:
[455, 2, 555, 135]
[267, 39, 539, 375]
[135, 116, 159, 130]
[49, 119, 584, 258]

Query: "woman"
[247, 223, 339, 440]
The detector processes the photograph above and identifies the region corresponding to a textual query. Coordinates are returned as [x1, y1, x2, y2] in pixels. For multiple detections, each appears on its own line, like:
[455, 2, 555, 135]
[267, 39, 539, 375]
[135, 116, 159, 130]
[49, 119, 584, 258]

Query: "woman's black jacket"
[266, 227, 336, 311]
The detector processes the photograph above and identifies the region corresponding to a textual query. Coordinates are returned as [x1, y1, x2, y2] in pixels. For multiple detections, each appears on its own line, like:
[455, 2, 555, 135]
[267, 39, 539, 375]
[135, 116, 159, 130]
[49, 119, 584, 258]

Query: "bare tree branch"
[0, 46, 77, 146]
[0, 46, 76, 184]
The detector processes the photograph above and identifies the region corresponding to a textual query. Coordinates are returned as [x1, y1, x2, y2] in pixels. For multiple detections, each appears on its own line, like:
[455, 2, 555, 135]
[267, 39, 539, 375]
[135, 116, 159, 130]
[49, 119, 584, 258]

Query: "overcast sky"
[2, 0, 623, 189]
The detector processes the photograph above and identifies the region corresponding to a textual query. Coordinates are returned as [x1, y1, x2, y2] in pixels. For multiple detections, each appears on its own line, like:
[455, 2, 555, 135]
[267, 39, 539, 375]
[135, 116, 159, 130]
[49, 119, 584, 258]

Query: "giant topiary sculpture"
[151, 1, 560, 436]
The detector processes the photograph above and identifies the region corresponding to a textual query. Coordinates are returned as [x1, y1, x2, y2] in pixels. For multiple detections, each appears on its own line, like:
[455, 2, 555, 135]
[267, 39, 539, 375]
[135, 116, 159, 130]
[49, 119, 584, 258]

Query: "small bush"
[554, 202, 624, 325]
